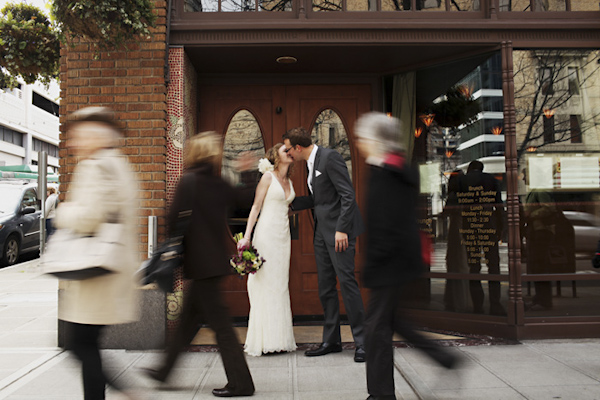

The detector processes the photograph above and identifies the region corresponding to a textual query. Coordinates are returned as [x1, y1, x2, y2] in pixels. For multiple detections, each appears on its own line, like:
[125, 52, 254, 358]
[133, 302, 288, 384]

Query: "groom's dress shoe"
[212, 387, 254, 397]
[366, 395, 396, 400]
[305, 342, 343, 357]
[354, 346, 366, 363]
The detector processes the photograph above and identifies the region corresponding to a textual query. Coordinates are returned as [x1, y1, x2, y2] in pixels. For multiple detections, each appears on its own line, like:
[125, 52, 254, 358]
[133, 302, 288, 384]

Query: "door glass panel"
[514, 49, 600, 317]
[222, 109, 265, 186]
[311, 109, 353, 181]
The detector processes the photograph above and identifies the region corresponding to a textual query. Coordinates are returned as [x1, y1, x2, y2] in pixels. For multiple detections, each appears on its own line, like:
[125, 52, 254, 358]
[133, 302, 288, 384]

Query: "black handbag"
[140, 233, 185, 292]
[139, 174, 195, 291]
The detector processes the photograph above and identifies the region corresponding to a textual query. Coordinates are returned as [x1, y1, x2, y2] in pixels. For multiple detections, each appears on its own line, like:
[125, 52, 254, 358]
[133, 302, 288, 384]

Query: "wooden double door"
[198, 84, 371, 317]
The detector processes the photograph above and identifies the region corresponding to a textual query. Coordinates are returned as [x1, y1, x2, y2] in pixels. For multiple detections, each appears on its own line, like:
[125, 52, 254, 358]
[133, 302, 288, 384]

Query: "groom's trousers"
[314, 230, 365, 346]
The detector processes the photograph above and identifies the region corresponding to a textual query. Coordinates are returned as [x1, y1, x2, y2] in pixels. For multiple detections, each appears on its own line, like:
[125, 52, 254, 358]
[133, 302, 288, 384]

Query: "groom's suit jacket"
[292, 147, 364, 246]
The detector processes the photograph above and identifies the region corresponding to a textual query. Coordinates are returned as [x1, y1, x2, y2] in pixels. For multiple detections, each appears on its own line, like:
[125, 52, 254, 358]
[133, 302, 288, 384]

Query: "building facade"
[0, 81, 60, 171]
[58, 0, 600, 339]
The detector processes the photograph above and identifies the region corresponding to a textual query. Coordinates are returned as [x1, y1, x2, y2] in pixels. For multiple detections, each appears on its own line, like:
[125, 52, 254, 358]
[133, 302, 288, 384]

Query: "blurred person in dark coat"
[355, 112, 459, 400]
[145, 131, 255, 398]
[56, 107, 139, 400]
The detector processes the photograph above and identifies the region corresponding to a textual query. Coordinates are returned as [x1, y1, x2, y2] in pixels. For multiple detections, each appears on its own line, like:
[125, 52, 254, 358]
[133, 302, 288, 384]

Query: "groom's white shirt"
[307, 144, 319, 194]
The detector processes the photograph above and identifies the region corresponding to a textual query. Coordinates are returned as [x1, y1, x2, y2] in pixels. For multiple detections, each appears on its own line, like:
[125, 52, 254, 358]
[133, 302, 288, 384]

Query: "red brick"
[80, 70, 102, 78]
[100, 86, 127, 94]
[89, 95, 115, 103]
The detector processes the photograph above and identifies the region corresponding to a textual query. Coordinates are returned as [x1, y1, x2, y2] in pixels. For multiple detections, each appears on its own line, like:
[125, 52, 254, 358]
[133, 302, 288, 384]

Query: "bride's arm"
[238, 173, 272, 249]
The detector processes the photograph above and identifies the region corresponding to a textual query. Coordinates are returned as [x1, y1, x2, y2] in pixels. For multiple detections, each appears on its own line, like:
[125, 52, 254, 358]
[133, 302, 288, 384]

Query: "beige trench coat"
[55, 148, 139, 325]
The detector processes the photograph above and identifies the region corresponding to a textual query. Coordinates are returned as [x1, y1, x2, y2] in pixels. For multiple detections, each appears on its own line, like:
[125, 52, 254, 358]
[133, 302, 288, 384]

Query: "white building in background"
[0, 80, 60, 171]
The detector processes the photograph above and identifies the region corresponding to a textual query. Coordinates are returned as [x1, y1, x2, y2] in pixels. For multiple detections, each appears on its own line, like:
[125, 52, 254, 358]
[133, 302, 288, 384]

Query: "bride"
[237, 143, 297, 356]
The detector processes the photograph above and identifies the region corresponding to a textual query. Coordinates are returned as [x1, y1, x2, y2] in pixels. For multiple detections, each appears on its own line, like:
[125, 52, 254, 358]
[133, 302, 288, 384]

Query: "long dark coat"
[168, 163, 252, 280]
[362, 155, 424, 288]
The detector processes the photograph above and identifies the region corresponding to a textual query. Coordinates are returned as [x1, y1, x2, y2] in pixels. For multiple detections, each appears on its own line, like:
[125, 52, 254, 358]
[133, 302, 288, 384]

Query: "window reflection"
[312, 0, 342, 11]
[515, 49, 600, 317]
[311, 109, 352, 180]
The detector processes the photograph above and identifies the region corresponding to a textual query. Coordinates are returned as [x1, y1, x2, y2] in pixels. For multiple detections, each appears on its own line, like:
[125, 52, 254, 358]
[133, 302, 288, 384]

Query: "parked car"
[563, 211, 600, 260]
[0, 181, 42, 267]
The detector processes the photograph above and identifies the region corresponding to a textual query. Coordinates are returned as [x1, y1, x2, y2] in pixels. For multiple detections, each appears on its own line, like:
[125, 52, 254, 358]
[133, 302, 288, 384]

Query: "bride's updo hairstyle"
[265, 143, 294, 179]
[184, 131, 222, 169]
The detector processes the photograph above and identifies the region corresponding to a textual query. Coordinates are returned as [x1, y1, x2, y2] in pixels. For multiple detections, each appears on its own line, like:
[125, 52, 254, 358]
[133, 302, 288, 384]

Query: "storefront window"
[515, 49, 600, 317]
[411, 52, 509, 316]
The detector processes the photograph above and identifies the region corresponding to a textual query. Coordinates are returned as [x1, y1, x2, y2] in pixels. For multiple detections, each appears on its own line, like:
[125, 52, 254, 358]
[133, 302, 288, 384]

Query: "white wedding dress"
[244, 171, 297, 356]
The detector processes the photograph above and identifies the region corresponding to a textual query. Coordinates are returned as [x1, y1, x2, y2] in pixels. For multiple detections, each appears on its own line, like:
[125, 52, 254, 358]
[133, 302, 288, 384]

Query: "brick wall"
[58, 1, 168, 258]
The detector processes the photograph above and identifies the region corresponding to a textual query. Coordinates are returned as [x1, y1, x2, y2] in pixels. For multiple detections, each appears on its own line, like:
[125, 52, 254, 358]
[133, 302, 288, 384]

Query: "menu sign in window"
[458, 185, 499, 265]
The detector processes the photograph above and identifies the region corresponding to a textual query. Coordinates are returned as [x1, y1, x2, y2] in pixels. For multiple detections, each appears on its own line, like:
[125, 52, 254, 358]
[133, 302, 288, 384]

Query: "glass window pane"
[449, 0, 480, 11]
[502, 0, 532, 11]
[221, 0, 256, 11]
[515, 49, 600, 314]
[313, 0, 343, 11]
[347, 0, 372, 11]
[382, 0, 410, 10]
[419, 0, 445, 11]
[311, 109, 352, 180]
[571, 0, 599, 10]
[185, 0, 206, 11]
[259, 0, 293, 10]
[222, 109, 265, 186]
[534, 0, 566, 10]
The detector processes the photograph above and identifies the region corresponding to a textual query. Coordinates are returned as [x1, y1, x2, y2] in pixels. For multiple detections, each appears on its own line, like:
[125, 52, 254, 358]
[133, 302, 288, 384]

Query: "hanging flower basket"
[0, 3, 60, 86]
[51, 0, 157, 49]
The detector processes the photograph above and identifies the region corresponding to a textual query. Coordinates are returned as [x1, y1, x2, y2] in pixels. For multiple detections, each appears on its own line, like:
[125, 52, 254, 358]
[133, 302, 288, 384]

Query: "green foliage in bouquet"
[0, 3, 60, 88]
[51, 0, 157, 50]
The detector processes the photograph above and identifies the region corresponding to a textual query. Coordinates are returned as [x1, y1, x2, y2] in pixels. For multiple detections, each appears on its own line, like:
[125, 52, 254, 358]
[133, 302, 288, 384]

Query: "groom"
[283, 127, 366, 363]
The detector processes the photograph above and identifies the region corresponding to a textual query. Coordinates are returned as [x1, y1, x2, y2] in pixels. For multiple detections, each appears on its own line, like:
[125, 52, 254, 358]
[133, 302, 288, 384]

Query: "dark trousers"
[64, 322, 117, 400]
[467, 242, 501, 312]
[157, 277, 254, 394]
[365, 285, 453, 396]
[314, 231, 365, 346]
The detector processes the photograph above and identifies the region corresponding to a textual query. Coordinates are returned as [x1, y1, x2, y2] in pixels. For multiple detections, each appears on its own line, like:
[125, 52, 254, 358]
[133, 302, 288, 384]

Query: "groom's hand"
[335, 231, 348, 252]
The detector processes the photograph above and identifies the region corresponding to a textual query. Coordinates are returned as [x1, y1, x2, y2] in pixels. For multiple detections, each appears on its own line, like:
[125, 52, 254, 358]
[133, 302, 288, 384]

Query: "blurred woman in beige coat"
[55, 107, 138, 400]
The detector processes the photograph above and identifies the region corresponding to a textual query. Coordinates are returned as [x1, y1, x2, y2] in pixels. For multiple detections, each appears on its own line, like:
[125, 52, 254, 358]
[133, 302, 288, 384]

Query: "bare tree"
[513, 49, 600, 161]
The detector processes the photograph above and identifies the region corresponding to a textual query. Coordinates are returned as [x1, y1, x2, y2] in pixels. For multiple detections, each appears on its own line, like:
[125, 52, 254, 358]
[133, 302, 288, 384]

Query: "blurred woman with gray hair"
[355, 112, 459, 400]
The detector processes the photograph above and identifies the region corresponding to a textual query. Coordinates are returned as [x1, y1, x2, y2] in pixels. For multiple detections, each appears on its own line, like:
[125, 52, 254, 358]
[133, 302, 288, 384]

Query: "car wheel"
[2, 235, 19, 267]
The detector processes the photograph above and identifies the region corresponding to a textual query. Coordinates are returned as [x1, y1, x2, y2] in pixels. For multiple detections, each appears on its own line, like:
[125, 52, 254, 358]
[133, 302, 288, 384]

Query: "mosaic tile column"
[166, 46, 197, 333]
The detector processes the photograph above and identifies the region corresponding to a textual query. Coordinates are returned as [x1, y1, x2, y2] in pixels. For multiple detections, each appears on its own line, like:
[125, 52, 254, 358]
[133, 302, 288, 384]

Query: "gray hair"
[354, 112, 404, 156]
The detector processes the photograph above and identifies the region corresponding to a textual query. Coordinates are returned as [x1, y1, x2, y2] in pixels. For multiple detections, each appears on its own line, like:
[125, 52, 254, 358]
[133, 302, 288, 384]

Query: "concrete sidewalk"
[1, 260, 600, 399]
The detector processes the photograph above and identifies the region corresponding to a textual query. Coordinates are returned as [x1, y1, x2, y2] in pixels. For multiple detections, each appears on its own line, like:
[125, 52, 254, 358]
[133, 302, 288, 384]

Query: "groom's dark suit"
[292, 146, 366, 347]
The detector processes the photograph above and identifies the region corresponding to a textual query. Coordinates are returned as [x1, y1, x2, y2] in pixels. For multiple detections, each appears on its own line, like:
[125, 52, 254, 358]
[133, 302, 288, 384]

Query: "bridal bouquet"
[230, 233, 265, 276]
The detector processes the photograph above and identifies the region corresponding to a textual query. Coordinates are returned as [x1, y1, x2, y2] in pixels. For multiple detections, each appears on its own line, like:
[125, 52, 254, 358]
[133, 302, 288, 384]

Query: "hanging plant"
[51, 0, 157, 49]
[0, 3, 60, 88]
[429, 86, 481, 128]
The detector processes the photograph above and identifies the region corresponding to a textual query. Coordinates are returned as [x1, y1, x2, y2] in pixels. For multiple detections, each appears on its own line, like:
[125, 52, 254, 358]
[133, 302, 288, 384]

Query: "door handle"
[290, 214, 299, 240]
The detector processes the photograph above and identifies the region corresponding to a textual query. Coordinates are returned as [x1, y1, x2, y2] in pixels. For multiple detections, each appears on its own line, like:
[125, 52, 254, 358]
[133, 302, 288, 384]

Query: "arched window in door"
[311, 109, 353, 181]
[221, 109, 265, 186]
